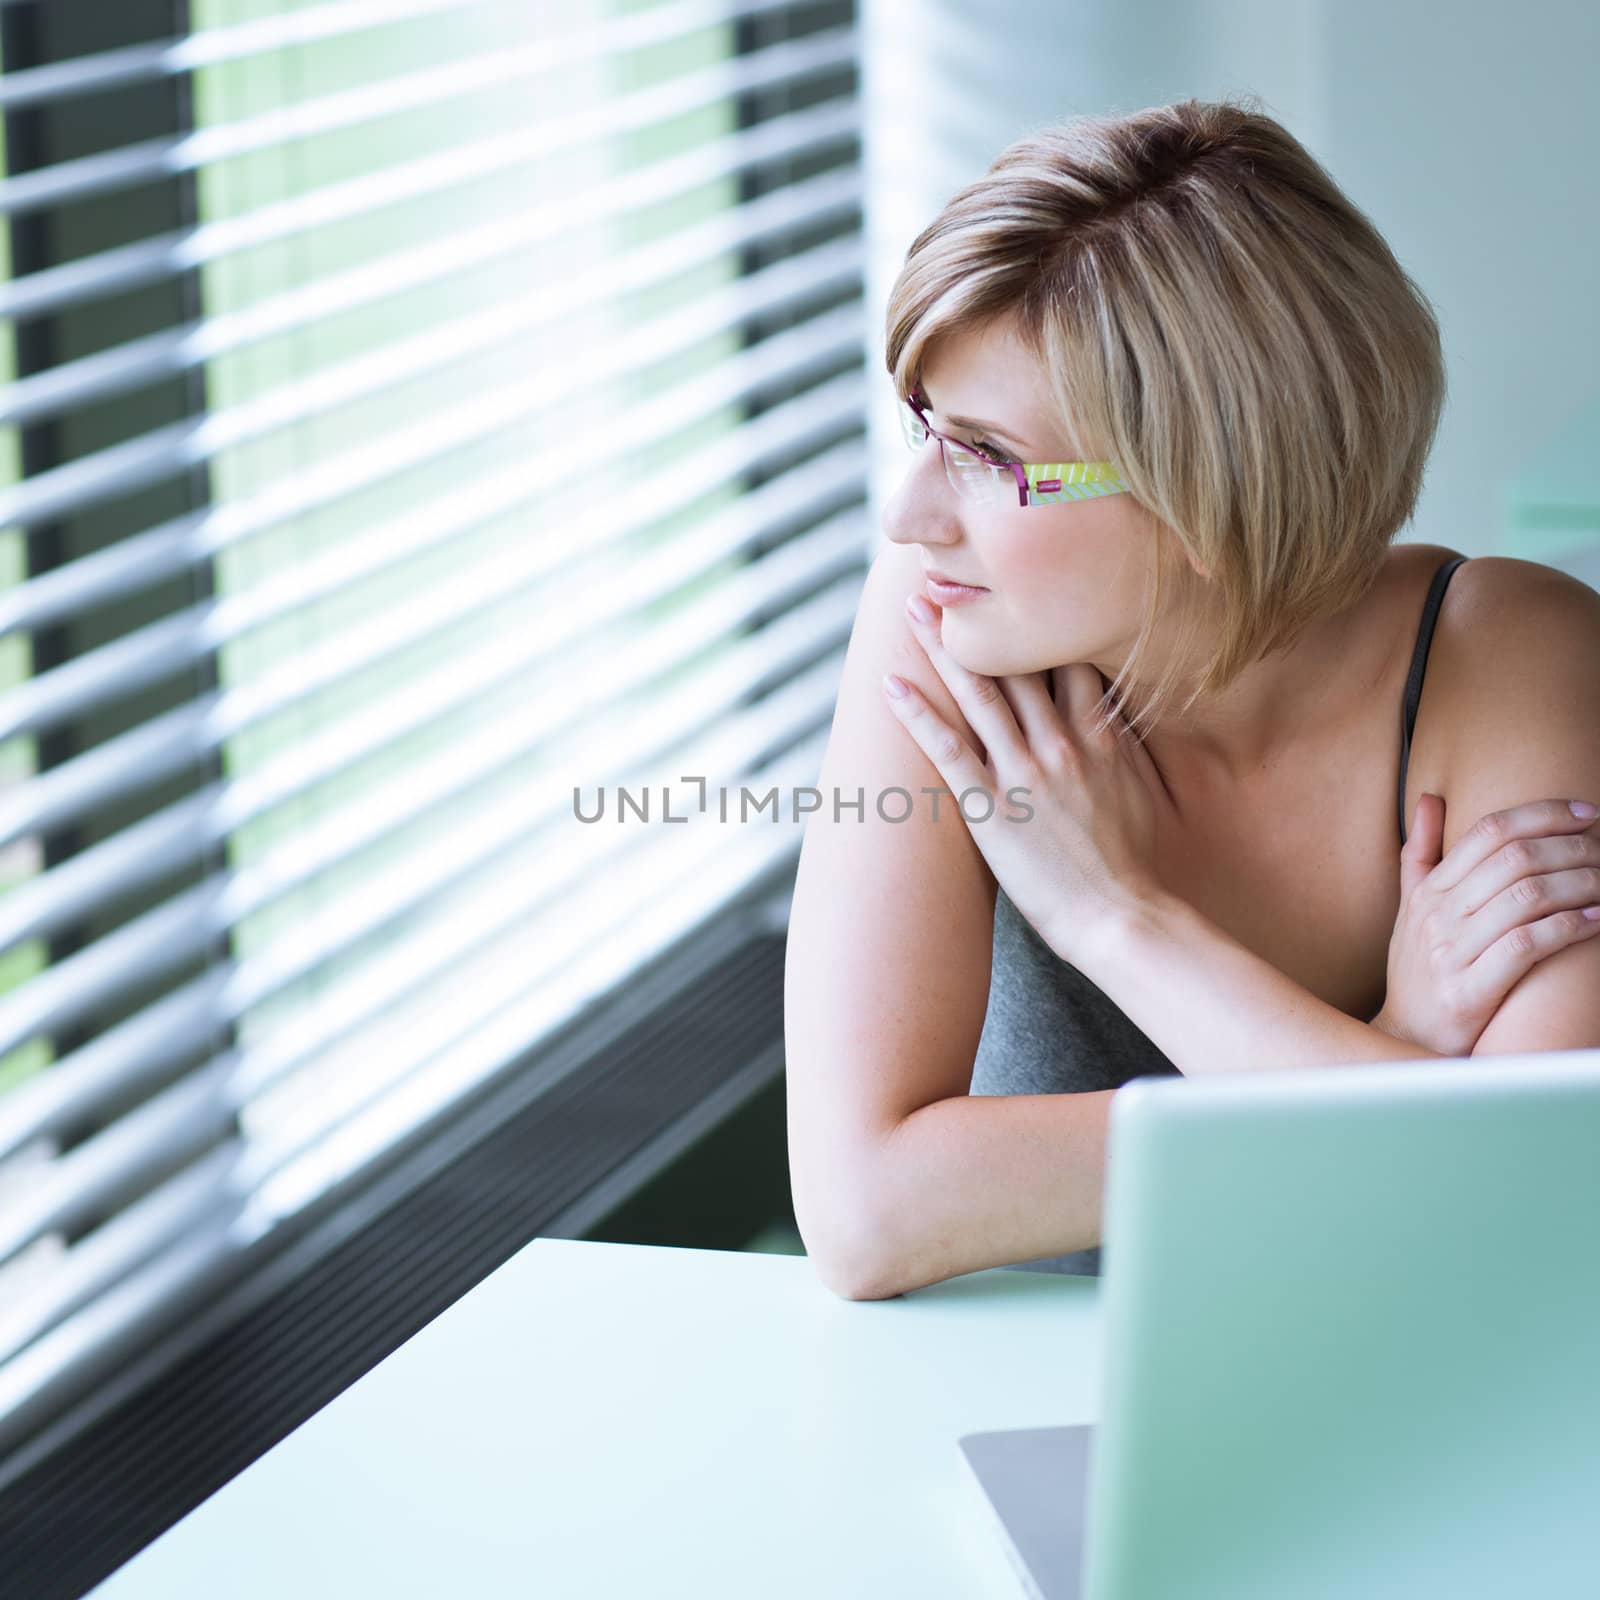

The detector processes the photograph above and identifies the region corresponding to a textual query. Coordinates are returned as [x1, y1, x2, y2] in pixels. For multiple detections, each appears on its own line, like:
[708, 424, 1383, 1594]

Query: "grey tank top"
[977, 554, 1469, 1277]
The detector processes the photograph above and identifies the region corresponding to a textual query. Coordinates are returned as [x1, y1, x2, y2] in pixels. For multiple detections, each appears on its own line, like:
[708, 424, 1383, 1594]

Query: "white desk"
[89, 1240, 1101, 1598]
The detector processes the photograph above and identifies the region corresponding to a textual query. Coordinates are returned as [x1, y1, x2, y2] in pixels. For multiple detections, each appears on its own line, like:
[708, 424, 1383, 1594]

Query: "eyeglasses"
[898, 390, 1130, 509]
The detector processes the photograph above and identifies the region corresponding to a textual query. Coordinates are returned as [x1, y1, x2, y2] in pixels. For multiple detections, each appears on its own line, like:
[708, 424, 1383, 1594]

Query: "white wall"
[862, 0, 1600, 567]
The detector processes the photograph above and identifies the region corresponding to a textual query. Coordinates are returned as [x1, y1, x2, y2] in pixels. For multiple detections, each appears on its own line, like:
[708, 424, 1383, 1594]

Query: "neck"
[1104, 598, 1377, 793]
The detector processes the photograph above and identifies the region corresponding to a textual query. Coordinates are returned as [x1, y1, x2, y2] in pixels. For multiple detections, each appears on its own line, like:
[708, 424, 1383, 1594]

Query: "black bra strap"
[1398, 556, 1470, 847]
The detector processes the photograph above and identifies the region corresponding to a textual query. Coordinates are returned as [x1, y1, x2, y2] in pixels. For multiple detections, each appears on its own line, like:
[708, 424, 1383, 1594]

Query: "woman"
[785, 96, 1600, 1300]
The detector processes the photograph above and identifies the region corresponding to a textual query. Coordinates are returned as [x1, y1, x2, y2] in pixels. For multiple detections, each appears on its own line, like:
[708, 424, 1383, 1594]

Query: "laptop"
[957, 1048, 1600, 1599]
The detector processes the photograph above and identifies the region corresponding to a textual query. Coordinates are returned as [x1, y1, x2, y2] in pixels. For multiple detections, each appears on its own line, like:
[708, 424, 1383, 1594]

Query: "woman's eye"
[971, 438, 1016, 465]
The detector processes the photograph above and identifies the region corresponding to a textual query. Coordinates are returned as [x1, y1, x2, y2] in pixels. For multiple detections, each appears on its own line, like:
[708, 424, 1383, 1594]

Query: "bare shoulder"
[1423, 551, 1600, 851]
[1431, 551, 1600, 690]
[1437, 548, 1599, 612]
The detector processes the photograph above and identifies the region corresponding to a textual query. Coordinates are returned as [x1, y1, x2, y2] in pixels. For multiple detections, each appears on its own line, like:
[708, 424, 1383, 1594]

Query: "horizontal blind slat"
[0, 384, 870, 960]
[0, 0, 486, 112]
[0, 163, 861, 429]
[236, 660, 845, 1182]
[0, 223, 864, 532]
[2, 354, 865, 744]
[0, 726, 830, 1461]
[224, 588, 857, 1113]
[0, 1143, 246, 1370]
[0, 162, 870, 736]
[0, 485, 868, 1088]
[0, 1, 843, 217]
[0, 576, 858, 1261]
[277, 778, 811, 1230]
[0, 95, 858, 634]
[0, 82, 857, 326]
[0, 520, 867, 1161]
[0, 303, 866, 855]
[0, 0, 863, 1467]
[0, 1072, 237, 1272]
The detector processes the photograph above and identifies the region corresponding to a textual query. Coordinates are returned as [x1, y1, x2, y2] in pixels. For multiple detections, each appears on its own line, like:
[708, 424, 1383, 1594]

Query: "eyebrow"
[945, 413, 1031, 453]
[918, 387, 1033, 454]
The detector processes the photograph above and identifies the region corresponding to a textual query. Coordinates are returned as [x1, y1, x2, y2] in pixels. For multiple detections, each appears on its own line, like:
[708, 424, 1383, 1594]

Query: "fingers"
[1435, 824, 1600, 969]
[998, 666, 1070, 752]
[881, 671, 996, 803]
[1051, 662, 1106, 729]
[1462, 900, 1600, 1015]
[900, 594, 1031, 771]
[1425, 798, 1600, 896]
[1400, 792, 1446, 897]
[1463, 851, 1600, 941]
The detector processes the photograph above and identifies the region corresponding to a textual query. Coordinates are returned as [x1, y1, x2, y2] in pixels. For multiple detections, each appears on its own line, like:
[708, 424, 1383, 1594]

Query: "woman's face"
[881, 314, 1179, 686]
[879, 314, 1380, 785]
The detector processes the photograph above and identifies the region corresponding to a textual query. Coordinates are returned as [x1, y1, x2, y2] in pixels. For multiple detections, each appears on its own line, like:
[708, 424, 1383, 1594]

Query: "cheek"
[989, 506, 1122, 585]
[985, 528, 1106, 620]
[1020, 510, 1144, 603]
[937, 561, 1120, 676]
[942, 508, 1143, 665]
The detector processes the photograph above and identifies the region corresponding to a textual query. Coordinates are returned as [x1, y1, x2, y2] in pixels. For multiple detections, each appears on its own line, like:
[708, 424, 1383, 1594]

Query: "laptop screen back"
[1080, 1050, 1600, 1600]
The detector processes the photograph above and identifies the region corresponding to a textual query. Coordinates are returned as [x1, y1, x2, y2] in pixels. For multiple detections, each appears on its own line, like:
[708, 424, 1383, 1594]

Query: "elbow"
[813, 1254, 902, 1301]
[813, 1260, 902, 1302]
[794, 1207, 900, 1301]
[788, 1119, 907, 1299]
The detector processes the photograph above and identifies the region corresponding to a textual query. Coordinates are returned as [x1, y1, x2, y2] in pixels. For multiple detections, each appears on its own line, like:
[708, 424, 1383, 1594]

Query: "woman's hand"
[881, 591, 1178, 967]
[1374, 792, 1600, 1057]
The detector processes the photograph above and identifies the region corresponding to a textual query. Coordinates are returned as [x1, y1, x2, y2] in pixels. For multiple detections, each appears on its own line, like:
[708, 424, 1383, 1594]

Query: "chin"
[940, 638, 1034, 681]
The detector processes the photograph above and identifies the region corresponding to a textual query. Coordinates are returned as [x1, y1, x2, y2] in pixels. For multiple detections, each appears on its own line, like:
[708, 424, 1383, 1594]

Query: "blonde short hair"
[884, 94, 1447, 740]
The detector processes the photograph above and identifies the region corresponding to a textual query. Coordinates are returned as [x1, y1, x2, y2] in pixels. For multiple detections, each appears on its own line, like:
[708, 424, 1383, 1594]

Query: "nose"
[881, 432, 961, 550]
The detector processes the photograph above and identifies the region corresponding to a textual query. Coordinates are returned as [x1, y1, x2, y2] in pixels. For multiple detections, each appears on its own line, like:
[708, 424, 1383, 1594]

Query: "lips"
[924, 570, 988, 591]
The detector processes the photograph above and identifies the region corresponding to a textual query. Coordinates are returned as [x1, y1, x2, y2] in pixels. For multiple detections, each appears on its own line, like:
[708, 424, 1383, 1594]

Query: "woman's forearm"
[1074, 893, 1446, 1076]
[858, 1088, 1117, 1299]
[854, 898, 1436, 1299]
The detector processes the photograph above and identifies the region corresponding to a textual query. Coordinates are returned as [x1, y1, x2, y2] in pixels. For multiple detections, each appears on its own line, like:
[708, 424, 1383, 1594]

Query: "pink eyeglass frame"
[901, 389, 1131, 508]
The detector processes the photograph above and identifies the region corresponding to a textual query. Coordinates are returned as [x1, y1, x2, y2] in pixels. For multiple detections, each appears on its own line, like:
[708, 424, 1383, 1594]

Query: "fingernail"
[883, 673, 909, 699]
[1570, 800, 1598, 819]
[906, 593, 937, 624]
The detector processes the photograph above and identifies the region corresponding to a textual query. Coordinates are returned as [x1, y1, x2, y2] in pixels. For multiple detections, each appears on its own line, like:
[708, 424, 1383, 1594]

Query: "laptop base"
[955, 1424, 1094, 1600]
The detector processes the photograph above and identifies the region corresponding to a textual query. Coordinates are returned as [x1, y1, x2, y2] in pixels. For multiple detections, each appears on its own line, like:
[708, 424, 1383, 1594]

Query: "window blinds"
[0, 0, 864, 1455]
